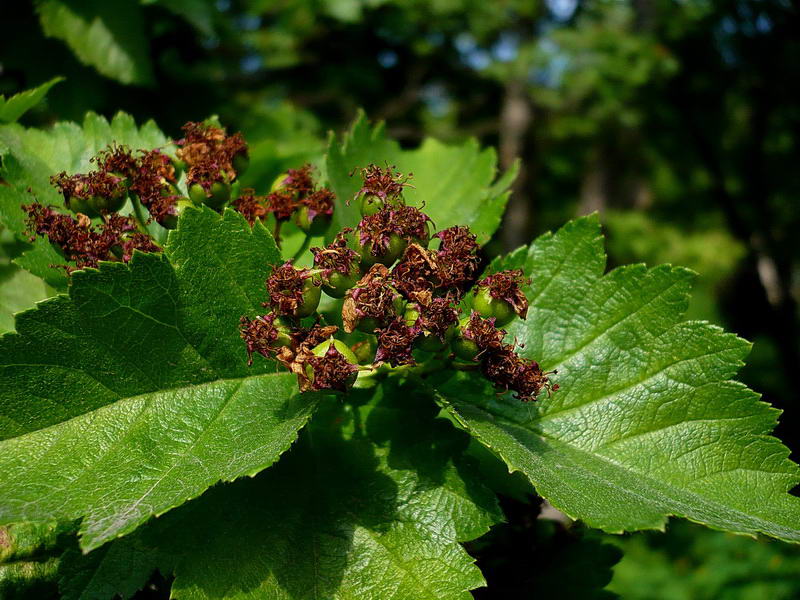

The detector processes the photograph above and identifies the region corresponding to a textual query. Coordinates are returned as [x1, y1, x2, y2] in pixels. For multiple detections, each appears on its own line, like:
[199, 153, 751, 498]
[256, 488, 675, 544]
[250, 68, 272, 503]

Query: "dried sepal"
[375, 317, 418, 367]
[355, 163, 411, 202]
[475, 269, 530, 319]
[232, 188, 268, 225]
[342, 264, 403, 333]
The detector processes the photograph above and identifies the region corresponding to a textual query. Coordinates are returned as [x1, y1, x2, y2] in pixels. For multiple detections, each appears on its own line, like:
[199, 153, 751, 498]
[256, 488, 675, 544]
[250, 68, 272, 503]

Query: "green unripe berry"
[451, 317, 479, 361]
[359, 193, 405, 217]
[188, 180, 231, 211]
[322, 265, 361, 299]
[66, 195, 93, 216]
[294, 205, 331, 236]
[293, 276, 322, 318]
[472, 286, 516, 327]
[360, 234, 406, 267]
[87, 191, 126, 214]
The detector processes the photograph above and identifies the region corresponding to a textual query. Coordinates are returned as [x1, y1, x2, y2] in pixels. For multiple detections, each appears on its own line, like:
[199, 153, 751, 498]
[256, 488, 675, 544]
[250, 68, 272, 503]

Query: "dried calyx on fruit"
[472, 269, 530, 327]
[265, 262, 322, 319]
[23, 203, 160, 270]
[342, 264, 406, 333]
[354, 164, 412, 216]
[311, 228, 361, 298]
[453, 311, 557, 402]
[265, 164, 336, 238]
[232, 188, 268, 225]
[242, 164, 558, 400]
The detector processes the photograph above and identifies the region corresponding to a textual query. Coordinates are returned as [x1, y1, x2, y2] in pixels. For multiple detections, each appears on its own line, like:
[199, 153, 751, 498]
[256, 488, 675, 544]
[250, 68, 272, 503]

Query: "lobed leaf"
[325, 111, 515, 245]
[0, 208, 307, 552]
[60, 383, 502, 599]
[435, 215, 800, 543]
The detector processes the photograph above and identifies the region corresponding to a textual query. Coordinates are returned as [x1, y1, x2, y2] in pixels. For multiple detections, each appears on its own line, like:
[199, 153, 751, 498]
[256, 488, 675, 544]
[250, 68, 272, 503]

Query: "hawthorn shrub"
[0, 87, 798, 599]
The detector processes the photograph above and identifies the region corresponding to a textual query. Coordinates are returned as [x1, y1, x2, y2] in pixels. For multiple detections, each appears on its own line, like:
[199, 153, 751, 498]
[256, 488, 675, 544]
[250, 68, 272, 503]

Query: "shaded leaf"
[36, 0, 153, 85]
[0, 77, 64, 123]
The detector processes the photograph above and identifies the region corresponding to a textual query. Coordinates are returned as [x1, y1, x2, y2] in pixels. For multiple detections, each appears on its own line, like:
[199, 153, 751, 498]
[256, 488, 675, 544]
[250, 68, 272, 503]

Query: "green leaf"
[64, 383, 501, 599]
[0, 77, 64, 123]
[435, 215, 800, 543]
[36, 0, 154, 86]
[58, 531, 172, 600]
[326, 111, 515, 244]
[0, 112, 171, 288]
[0, 521, 71, 599]
[0, 264, 48, 335]
[0, 208, 309, 552]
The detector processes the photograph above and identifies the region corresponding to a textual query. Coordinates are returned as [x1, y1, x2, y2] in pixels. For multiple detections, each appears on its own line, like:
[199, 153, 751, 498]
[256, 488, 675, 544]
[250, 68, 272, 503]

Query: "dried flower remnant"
[232, 188, 268, 225]
[177, 121, 247, 180]
[279, 164, 315, 197]
[358, 208, 396, 259]
[462, 311, 506, 355]
[375, 317, 418, 367]
[475, 269, 530, 320]
[392, 243, 438, 300]
[355, 164, 411, 202]
[23, 202, 160, 270]
[300, 188, 335, 222]
[306, 343, 360, 392]
[265, 262, 320, 317]
[434, 225, 481, 295]
[266, 190, 299, 222]
[390, 205, 431, 244]
[92, 144, 138, 176]
[342, 264, 404, 333]
[312, 229, 359, 277]
[417, 297, 458, 341]
[239, 314, 282, 365]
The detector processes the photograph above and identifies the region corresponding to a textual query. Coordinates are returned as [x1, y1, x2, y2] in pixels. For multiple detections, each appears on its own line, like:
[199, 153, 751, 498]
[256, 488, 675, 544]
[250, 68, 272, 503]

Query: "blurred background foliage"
[0, 0, 798, 596]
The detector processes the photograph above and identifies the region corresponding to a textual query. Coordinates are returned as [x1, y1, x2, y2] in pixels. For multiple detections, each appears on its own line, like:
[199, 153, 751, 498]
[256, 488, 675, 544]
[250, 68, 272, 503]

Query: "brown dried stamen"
[375, 317, 419, 367]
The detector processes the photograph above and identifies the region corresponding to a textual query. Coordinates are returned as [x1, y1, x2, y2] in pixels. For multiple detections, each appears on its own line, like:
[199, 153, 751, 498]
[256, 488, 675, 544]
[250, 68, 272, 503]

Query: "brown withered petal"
[232, 188, 268, 225]
[375, 317, 418, 367]
[475, 269, 530, 319]
[266, 190, 299, 221]
[342, 264, 399, 333]
[305, 344, 359, 392]
[463, 311, 506, 353]
[392, 243, 438, 299]
[417, 296, 458, 340]
[93, 144, 138, 175]
[279, 164, 315, 197]
[265, 262, 312, 315]
[312, 228, 359, 276]
[186, 158, 224, 192]
[389, 205, 430, 242]
[355, 163, 410, 202]
[357, 208, 394, 257]
[301, 188, 335, 219]
[239, 314, 281, 365]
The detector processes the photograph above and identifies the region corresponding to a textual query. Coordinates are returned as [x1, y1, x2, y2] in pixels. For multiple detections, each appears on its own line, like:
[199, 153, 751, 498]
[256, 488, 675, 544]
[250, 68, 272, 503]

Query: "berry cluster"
[241, 164, 558, 401]
[24, 121, 252, 270]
